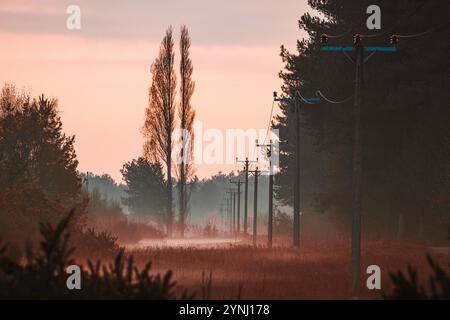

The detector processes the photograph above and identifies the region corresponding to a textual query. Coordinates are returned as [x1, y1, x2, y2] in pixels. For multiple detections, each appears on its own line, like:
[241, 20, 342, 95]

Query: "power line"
[395, 30, 432, 39]
[262, 99, 276, 146]
[368, 2, 448, 42]
[386, 1, 431, 38]
[316, 90, 354, 104]
[321, 0, 389, 40]
[296, 90, 320, 105]
[321, 28, 352, 39]
[394, 21, 450, 39]
[249, 142, 258, 167]
[321, 0, 430, 44]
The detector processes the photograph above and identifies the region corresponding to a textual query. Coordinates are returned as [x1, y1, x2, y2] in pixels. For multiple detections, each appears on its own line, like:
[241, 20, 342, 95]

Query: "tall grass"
[130, 239, 447, 299]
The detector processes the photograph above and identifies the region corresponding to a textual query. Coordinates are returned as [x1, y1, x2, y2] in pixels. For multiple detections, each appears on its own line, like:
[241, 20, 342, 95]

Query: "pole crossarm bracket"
[274, 97, 320, 103]
[321, 45, 397, 52]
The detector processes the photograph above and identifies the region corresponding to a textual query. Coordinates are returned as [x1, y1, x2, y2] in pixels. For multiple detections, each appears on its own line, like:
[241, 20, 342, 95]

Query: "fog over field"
[0, 0, 449, 303]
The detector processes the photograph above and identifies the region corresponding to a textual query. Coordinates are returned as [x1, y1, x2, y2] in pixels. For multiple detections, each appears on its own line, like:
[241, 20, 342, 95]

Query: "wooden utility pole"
[293, 103, 301, 248]
[230, 179, 244, 236]
[228, 194, 232, 234]
[273, 93, 320, 248]
[256, 140, 275, 248]
[232, 190, 236, 235]
[237, 157, 258, 235]
[225, 188, 235, 235]
[219, 201, 226, 231]
[351, 35, 364, 295]
[320, 33, 397, 294]
[249, 167, 262, 246]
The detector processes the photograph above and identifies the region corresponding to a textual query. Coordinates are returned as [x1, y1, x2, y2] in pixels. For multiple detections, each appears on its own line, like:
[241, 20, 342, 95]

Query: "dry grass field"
[129, 237, 449, 299]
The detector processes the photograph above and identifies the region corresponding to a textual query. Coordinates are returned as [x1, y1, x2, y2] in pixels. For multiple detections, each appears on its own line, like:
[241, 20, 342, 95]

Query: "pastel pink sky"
[0, 0, 312, 182]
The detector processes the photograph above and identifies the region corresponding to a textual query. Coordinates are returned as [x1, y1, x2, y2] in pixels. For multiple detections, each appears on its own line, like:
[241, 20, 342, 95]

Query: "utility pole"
[351, 35, 364, 296]
[229, 195, 233, 234]
[248, 167, 262, 246]
[230, 179, 244, 236]
[219, 201, 226, 231]
[243, 159, 249, 236]
[294, 101, 300, 247]
[320, 34, 397, 295]
[273, 93, 320, 248]
[232, 190, 236, 235]
[256, 140, 275, 248]
[228, 194, 232, 234]
[225, 188, 235, 235]
[237, 157, 258, 235]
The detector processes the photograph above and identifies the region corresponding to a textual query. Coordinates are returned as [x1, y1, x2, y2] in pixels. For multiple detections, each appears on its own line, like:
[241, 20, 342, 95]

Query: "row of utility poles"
[219, 31, 398, 296]
[220, 93, 318, 249]
[222, 155, 275, 247]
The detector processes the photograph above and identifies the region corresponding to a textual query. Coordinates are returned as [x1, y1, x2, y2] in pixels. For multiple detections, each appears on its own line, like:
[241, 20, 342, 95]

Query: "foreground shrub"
[70, 227, 120, 260]
[0, 210, 193, 299]
[384, 254, 450, 299]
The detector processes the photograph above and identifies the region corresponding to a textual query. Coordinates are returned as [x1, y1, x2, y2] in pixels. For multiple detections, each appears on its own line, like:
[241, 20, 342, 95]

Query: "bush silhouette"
[384, 254, 450, 299]
[0, 210, 194, 299]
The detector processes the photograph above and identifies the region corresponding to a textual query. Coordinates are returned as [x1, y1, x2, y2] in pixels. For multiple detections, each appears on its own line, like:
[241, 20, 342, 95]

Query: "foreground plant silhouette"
[0, 210, 194, 299]
[384, 254, 450, 299]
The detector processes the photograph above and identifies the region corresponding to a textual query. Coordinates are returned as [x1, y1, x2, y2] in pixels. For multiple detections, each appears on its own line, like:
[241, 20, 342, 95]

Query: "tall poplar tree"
[143, 27, 177, 236]
[177, 25, 196, 237]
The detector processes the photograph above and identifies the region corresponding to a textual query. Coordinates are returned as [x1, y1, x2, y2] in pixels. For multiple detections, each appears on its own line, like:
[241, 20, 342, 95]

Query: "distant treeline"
[81, 170, 277, 229]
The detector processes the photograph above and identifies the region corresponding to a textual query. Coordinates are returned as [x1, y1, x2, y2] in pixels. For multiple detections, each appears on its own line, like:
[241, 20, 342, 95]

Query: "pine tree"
[0, 84, 80, 198]
[121, 157, 167, 225]
[276, 0, 450, 239]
